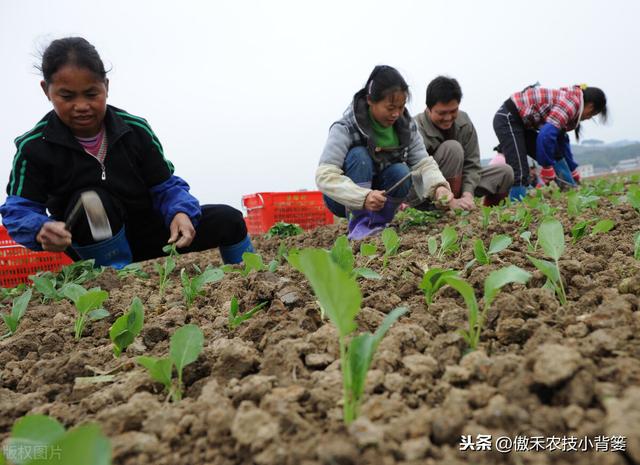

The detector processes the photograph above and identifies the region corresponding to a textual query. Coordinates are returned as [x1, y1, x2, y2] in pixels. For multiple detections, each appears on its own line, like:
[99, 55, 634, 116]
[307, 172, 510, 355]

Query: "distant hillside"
[572, 142, 640, 169]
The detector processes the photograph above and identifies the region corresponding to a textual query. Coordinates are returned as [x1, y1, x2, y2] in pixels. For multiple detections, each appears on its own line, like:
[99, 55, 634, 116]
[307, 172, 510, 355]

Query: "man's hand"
[364, 190, 386, 211]
[434, 186, 454, 210]
[37, 221, 72, 252]
[450, 191, 476, 211]
[168, 212, 195, 248]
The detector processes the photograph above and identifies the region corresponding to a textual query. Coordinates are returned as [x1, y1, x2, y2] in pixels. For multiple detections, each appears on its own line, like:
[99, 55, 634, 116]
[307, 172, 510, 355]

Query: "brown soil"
[2, 187, 640, 465]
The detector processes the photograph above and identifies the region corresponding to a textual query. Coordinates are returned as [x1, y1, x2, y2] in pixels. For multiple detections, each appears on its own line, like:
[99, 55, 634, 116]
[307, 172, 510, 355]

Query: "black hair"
[575, 86, 607, 141]
[364, 65, 410, 102]
[426, 76, 462, 109]
[37, 37, 107, 85]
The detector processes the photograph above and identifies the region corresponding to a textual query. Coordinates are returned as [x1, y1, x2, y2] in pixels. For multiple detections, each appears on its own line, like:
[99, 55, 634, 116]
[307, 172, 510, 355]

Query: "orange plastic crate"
[242, 191, 334, 235]
[0, 227, 73, 288]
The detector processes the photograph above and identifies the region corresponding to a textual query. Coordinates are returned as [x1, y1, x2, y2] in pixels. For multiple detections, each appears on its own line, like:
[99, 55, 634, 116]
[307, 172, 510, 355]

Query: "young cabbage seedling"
[180, 265, 224, 308]
[527, 218, 567, 305]
[5, 414, 111, 465]
[266, 221, 304, 238]
[62, 284, 110, 340]
[116, 263, 150, 279]
[444, 265, 531, 350]
[381, 228, 400, 268]
[419, 268, 458, 306]
[137, 324, 204, 402]
[570, 219, 594, 243]
[590, 219, 615, 237]
[634, 232, 640, 260]
[155, 244, 179, 297]
[394, 207, 440, 231]
[437, 226, 459, 259]
[241, 252, 268, 276]
[469, 234, 512, 267]
[627, 186, 640, 214]
[1, 289, 32, 340]
[0, 283, 26, 302]
[481, 206, 492, 230]
[228, 296, 269, 329]
[297, 248, 407, 424]
[332, 235, 381, 280]
[519, 231, 536, 252]
[109, 297, 145, 357]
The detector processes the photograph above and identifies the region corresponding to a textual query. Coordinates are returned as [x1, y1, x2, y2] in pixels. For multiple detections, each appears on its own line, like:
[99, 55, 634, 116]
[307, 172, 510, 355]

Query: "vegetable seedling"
[137, 324, 204, 402]
[481, 206, 492, 230]
[570, 219, 594, 243]
[5, 414, 111, 465]
[109, 297, 145, 357]
[331, 236, 381, 280]
[437, 226, 459, 259]
[519, 231, 536, 252]
[470, 234, 512, 266]
[266, 221, 304, 238]
[527, 218, 567, 305]
[1, 289, 32, 340]
[116, 263, 149, 279]
[0, 283, 27, 302]
[444, 265, 531, 350]
[62, 284, 110, 340]
[297, 248, 407, 424]
[634, 232, 640, 260]
[241, 252, 267, 276]
[180, 265, 224, 308]
[155, 244, 179, 297]
[590, 219, 615, 237]
[394, 207, 440, 231]
[419, 268, 458, 306]
[228, 296, 269, 329]
[381, 228, 400, 268]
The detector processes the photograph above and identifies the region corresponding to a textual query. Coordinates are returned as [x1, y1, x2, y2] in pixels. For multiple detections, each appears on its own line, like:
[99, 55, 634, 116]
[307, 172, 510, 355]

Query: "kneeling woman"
[316, 65, 452, 240]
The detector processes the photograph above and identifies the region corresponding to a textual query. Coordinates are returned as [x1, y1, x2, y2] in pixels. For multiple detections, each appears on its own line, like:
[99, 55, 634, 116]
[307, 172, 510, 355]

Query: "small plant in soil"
[590, 219, 615, 237]
[437, 226, 459, 259]
[469, 234, 512, 267]
[634, 232, 640, 260]
[481, 205, 492, 230]
[419, 268, 458, 306]
[527, 218, 568, 305]
[240, 252, 267, 276]
[1, 288, 32, 340]
[116, 263, 149, 279]
[137, 324, 204, 402]
[570, 219, 594, 243]
[444, 265, 531, 350]
[228, 296, 269, 330]
[56, 259, 105, 286]
[62, 284, 110, 340]
[265, 221, 304, 238]
[109, 297, 145, 357]
[180, 265, 224, 308]
[332, 236, 381, 280]
[381, 228, 400, 268]
[627, 185, 640, 213]
[0, 283, 27, 302]
[394, 207, 440, 231]
[4, 414, 111, 465]
[155, 244, 179, 297]
[297, 248, 407, 424]
[519, 231, 536, 252]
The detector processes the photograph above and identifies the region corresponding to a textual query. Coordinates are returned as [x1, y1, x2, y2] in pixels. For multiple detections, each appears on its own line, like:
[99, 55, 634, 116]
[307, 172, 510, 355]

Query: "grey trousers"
[431, 140, 514, 196]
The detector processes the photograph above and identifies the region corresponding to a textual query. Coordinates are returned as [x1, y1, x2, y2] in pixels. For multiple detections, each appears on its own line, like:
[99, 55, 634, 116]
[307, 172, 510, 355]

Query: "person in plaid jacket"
[493, 84, 607, 200]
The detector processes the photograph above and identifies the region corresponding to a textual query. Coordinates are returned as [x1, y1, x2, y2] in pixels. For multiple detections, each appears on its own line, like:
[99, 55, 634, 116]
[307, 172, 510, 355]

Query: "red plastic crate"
[242, 191, 334, 235]
[0, 227, 74, 288]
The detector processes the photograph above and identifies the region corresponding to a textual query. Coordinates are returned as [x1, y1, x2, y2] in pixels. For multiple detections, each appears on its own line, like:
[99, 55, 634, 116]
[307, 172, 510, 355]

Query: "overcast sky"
[1, 0, 637, 211]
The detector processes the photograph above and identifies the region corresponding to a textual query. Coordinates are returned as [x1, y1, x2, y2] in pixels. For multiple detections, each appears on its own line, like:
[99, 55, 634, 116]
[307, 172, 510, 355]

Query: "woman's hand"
[37, 221, 72, 252]
[169, 212, 195, 248]
[364, 190, 387, 211]
[434, 186, 454, 210]
[449, 191, 476, 211]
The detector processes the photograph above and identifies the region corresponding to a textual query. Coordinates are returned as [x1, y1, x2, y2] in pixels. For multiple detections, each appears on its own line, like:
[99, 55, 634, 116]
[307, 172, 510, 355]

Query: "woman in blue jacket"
[0, 37, 252, 268]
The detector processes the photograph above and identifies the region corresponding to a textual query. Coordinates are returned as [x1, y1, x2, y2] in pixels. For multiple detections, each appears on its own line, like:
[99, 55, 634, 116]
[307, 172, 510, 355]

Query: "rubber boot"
[483, 192, 508, 207]
[219, 235, 254, 264]
[72, 227, 132, 270]
[446, 175, 463, 199]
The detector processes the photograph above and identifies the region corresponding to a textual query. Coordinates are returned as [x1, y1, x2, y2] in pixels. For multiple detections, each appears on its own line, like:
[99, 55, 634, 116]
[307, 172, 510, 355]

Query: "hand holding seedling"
[364, 190, 386, 211]
[434, 186, 453, 209]
[449, 192, 476, 211]
[168, 212, 195, 248]
[36, 221, 71, 252]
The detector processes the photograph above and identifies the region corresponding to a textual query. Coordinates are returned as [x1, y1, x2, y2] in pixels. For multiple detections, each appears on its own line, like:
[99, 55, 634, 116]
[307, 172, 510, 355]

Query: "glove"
[571, 169, 581, 183]
[539, 166, 556, 185]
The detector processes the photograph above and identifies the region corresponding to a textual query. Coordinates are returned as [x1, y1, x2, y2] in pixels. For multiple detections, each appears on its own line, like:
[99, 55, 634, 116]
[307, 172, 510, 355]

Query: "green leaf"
[352, 267, 382, 280]
[297, 248, 360, 337]
[538, 219, 565, 261]
[228, 301, 268, 329]
[527, 255, 560, 283]
[419, 268, 458, 305]
[443, 276, 479, 338]
[473, 239, 489, 265]
[483, 265, 531, 309]
[266, 222, 303, 238]
[331, 236, 354, 274]
[88, 308, 110, 321]
[346, 307, 407, 411]
[169, 324, 204, 380]
[487, 235, 512, 255]
[439, 226, 458, 257]
[241, 252, 265, 276]
[634, 232, 640, 260]
[30, 275, 59, 300]
[229, 296, 239, 319]
[192, 267, 224, 290]
[6, 415, 65, 465]
[267, 259, 278, 273]
[566, 190, 580, 216]
[27, 423, 111, 465]
[76, 290, 109, 315]
[590, 219, 614, 236]
[571, 220, 591, 243]
[110, 298, 145, 357]
[359, 243, 377, 257]
[382, 228, 400, 256]
[427, 236, 438, 256]
[61, 283, 87, 304]
[137, 356, 173, 388]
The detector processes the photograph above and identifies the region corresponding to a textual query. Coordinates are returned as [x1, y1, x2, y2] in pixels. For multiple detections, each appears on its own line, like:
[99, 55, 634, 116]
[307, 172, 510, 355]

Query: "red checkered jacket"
[511, 86, 583, 131]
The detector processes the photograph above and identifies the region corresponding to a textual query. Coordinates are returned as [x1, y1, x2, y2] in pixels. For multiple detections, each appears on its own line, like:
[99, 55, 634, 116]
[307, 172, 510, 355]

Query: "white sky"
[1, 0, 637, 211]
